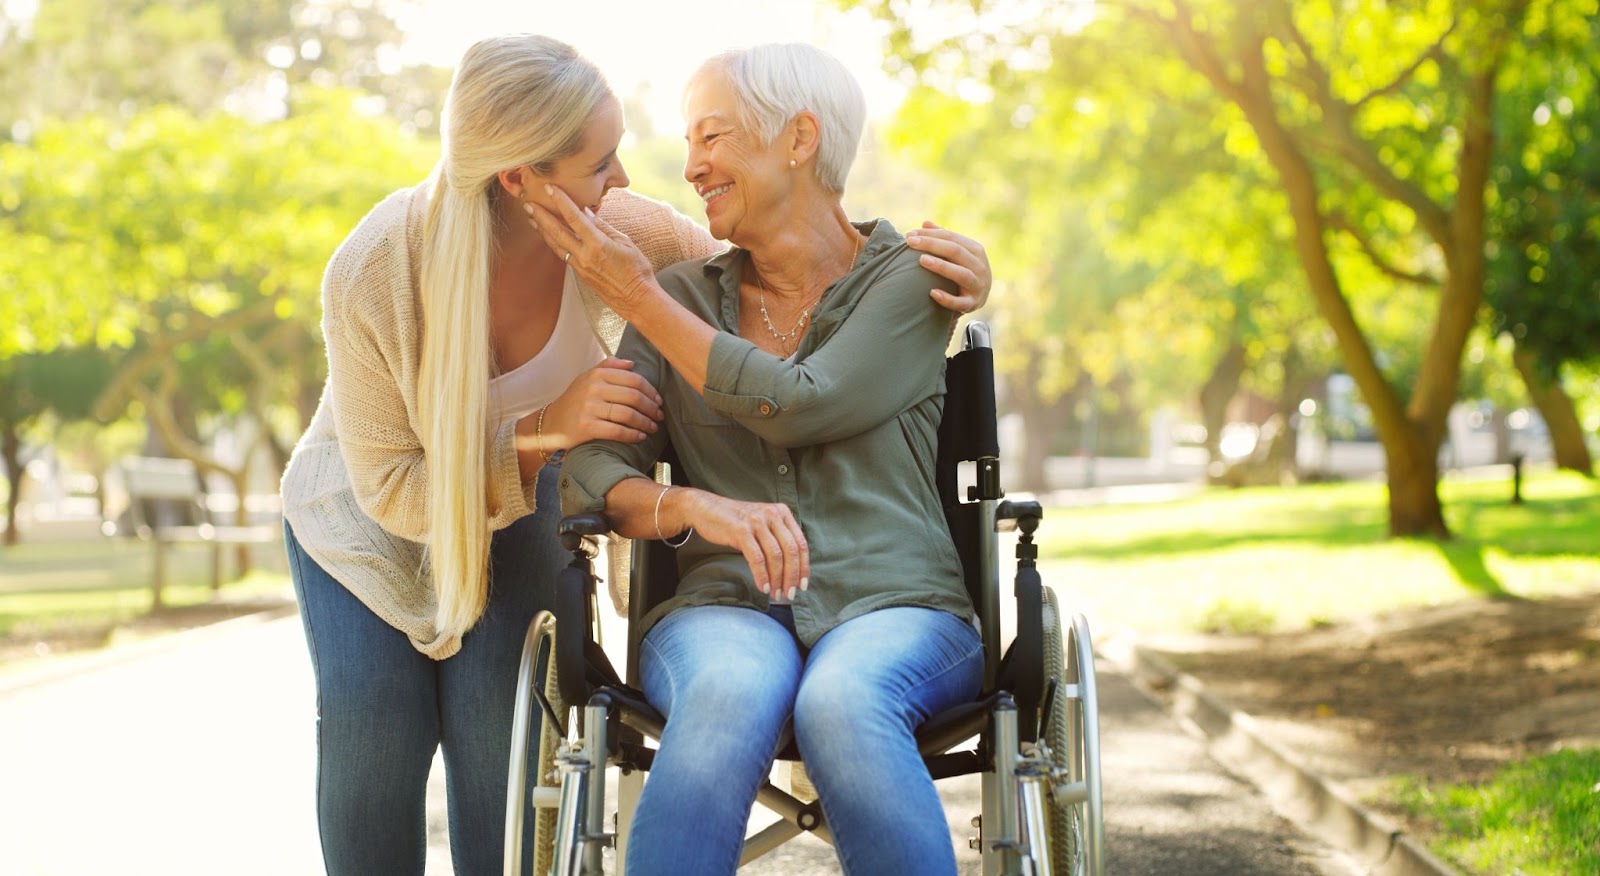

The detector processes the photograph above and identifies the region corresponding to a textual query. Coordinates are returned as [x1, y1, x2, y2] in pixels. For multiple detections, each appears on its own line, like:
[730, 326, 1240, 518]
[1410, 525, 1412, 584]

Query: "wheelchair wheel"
[530, 624, 567, 876]
[1041, 587, 1104, 875]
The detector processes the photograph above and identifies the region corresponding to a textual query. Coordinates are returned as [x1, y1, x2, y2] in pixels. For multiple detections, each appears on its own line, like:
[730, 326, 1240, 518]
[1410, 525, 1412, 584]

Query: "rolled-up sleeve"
[558, 325, 669, 515]
[701, 252, 956, 448]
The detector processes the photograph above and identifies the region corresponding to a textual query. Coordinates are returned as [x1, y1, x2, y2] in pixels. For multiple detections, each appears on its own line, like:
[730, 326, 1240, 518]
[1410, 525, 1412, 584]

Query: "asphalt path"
[0, 598, 1358, 875]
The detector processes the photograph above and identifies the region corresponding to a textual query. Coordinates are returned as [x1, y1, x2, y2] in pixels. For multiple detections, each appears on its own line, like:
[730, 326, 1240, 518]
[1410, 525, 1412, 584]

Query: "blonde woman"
[279, 34, 991, 876]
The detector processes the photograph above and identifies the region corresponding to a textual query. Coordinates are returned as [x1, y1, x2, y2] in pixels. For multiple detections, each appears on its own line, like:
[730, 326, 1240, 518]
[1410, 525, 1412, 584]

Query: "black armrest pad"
[559, 513, 614, 538]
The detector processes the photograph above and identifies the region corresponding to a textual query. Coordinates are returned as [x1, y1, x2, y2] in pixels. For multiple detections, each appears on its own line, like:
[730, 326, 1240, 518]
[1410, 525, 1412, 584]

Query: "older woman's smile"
[699, 183, 733, 204]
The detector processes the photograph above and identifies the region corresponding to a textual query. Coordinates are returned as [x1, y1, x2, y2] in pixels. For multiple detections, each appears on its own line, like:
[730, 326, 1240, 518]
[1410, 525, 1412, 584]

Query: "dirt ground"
[1149, 591, 1600, 827]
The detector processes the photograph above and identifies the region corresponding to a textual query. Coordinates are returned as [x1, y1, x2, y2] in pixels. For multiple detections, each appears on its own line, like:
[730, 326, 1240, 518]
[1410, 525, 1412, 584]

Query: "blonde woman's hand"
[905, 222, 992, 314]
[681, 490, 810, 600]
[526, 187, 657, 317]
[535, 357, 664, 455]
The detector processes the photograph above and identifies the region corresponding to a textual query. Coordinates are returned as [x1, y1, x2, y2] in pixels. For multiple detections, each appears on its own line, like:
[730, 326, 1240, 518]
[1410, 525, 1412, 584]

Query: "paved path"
[1, 601, 1357, 875]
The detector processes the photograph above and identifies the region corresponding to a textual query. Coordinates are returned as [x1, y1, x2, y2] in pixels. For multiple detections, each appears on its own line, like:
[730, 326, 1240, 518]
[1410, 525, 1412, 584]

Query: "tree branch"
[1266, 0, 1454, 246]
[1351, 21, 1457, 110]
[1326, 214, 1443, 287]
[91, 300, 278, 422]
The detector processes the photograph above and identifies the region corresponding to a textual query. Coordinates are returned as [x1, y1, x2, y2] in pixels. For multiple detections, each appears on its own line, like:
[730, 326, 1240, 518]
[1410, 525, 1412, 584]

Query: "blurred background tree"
[840, 0, 1597, 536]
[0, 0, 437, 548]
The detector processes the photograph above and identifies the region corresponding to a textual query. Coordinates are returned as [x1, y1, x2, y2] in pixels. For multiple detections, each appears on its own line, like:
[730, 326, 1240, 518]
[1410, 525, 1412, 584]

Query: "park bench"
[112, 456, 281, 608]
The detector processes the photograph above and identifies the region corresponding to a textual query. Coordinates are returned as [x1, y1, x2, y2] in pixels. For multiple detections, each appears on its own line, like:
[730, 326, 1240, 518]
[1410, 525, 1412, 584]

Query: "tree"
[0, 94, 433, 550]
[851, 0, 1590, 535]
[1485, 11, 1600, 474]
[0, 348, 116, 544]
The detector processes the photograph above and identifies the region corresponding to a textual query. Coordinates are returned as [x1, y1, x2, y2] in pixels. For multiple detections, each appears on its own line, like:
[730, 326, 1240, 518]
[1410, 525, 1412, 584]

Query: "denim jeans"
[285, 467, 563, 876]
[627, 603, 983, 876]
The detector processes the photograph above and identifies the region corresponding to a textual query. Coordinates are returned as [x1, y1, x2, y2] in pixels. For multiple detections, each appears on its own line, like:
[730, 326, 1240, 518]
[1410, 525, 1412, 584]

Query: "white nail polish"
[799, 577, 809, 591]
[786, 587, 797, 600]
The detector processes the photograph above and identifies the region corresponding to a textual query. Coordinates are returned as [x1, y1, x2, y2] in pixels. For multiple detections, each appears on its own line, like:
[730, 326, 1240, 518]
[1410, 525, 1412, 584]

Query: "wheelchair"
[504, 323, 1104, 875]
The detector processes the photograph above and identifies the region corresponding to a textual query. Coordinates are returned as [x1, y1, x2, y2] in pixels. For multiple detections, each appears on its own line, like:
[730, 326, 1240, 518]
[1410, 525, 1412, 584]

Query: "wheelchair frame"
[504, 322, 1104, 875]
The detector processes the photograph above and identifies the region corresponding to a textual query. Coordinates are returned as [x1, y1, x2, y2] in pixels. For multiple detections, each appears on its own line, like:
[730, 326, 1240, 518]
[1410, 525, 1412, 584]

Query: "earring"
[789, 159, 797, 169]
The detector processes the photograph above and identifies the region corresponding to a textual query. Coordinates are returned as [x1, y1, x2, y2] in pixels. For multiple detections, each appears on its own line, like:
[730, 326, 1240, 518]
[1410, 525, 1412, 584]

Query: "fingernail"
[799, 577, 809, 591]
[544, 184, 553, 195]
[786, 587, 797, 600]
[522, 202, 534, 216]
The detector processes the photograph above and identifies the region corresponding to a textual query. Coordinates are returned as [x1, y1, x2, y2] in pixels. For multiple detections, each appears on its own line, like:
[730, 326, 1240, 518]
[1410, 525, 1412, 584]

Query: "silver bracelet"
[653, 485, 693, 548]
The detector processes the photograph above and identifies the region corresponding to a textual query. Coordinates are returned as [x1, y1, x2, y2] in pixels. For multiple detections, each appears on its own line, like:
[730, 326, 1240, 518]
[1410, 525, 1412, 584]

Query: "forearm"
[511, 413, 550, 483]
[602, 476, 699, 541]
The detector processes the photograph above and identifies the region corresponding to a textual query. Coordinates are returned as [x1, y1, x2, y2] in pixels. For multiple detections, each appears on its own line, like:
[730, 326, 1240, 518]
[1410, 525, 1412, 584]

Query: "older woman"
[536, 43, 982, 875]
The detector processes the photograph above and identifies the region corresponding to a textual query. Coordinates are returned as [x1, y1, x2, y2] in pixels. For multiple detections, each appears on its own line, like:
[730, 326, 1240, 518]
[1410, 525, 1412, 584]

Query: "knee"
[792, 671, 894, 744]
[676, 665, 794, 725]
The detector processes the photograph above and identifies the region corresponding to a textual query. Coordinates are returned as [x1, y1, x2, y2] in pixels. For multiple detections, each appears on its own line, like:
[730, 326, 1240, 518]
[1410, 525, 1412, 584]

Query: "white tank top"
[491, 269, 606, 423]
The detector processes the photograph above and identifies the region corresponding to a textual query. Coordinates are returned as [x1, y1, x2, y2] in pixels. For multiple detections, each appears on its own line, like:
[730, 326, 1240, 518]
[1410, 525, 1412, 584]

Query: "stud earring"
[789, 159, 797, 169]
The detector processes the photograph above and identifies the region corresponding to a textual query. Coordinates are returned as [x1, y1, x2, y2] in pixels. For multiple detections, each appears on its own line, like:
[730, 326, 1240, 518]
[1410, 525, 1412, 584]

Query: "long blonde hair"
[419, 34, 609, 642]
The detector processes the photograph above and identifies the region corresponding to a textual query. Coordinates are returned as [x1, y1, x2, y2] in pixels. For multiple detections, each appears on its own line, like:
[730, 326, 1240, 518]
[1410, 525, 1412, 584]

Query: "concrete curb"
[1104, 635, 1462, 876]
[0, 602, 300, 697]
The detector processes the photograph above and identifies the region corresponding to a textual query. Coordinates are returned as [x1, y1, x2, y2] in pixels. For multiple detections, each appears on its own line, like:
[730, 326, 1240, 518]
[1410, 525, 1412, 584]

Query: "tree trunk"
[2, 421, 21, 547]
[1512, 348, 1594, 476]
[1385, 433, 1448, 538]
[1198, 341, 1247, 467]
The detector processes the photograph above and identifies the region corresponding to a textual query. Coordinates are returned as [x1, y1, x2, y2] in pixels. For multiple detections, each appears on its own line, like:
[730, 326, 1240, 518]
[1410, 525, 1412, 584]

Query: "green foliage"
[1198, 598, 1277, 635]
[1392, 747, 1600, 875]
[0, 91, 434, 358]
[1486, 9, 1600, 376]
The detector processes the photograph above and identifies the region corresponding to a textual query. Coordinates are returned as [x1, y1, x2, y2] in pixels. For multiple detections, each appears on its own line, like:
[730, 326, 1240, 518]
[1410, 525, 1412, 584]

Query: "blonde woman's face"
[530, 96, 630, 213]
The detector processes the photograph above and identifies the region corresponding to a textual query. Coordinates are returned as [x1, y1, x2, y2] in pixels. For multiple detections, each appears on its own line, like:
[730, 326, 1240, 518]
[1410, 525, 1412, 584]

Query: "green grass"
[1038, 469, 1600, 635]
[0, 537, 290, 641]
[1391, 748, 1600, 875]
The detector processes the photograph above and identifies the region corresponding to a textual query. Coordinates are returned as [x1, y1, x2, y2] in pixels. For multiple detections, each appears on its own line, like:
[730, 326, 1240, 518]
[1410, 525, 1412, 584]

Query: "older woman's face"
[681, 72, 788, 243]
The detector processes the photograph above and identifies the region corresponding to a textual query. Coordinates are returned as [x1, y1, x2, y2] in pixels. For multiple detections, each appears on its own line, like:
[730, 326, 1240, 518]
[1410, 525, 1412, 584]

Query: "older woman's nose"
[683, 145, 708, 184]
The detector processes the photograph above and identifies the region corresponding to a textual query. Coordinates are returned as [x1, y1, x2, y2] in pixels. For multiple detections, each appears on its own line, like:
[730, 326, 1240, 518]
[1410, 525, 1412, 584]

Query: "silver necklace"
[754, 232, 861, 355]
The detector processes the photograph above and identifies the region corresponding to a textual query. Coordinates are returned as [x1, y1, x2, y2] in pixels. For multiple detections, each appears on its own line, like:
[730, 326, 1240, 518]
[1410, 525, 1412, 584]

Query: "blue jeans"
[627, 603, 983, 876]
[285, 467, 563, 876]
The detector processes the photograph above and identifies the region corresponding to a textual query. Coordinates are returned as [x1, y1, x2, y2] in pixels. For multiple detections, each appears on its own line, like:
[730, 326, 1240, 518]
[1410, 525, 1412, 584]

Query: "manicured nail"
[786, 587, 797, 600]
[522, 202, 534, 216]
[544, 184, 553, 195]
[799, 577, 809, 591]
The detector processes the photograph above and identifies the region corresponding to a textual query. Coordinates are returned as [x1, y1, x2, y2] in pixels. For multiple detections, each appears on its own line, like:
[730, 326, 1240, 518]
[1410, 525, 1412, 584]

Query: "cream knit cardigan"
[281, 184, 718, 658]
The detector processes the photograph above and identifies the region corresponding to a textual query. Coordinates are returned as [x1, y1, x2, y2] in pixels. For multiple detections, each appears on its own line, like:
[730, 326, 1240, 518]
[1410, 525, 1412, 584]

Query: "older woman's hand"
[906, 222, 992, 314]
[685, 491, 811, 600]
[526, 186, 657, 315]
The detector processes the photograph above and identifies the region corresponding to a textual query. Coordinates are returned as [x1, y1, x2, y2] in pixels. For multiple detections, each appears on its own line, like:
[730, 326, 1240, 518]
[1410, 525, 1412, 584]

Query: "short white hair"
[691, 43, 867, 194]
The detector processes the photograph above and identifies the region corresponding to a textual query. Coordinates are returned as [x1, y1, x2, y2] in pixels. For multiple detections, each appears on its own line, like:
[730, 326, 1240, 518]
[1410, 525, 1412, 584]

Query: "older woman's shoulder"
[598, 189, 721, 269]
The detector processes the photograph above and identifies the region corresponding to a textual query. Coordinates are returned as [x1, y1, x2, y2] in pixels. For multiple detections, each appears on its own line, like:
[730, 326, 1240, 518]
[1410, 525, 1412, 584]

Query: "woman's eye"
[704, 133, 720, 144]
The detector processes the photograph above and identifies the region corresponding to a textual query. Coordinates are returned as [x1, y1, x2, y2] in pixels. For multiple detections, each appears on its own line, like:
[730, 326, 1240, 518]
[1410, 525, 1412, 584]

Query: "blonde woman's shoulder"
[322, 185, 425, 308]
[598, 188, 721, 269]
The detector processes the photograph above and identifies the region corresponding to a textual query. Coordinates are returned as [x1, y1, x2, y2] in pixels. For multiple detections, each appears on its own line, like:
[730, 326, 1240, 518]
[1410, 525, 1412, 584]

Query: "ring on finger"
[564, 250, 572, 263]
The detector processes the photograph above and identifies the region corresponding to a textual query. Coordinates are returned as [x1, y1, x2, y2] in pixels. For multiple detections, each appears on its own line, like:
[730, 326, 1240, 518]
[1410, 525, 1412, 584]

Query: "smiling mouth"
[700, 183, 732, 205]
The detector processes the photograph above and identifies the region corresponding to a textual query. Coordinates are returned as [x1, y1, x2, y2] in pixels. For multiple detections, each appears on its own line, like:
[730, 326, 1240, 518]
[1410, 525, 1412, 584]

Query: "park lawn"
[1390, 748, 1600, 876]
[1037, 468, 1599, 875]
[1037, 468, 1600, 635]
[0, 537, 290, 650]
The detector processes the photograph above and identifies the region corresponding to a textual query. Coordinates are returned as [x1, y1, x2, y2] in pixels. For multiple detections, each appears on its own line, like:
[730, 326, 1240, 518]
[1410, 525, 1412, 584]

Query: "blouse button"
[758, 402, 773, 416]
[778, 464, 790, 475]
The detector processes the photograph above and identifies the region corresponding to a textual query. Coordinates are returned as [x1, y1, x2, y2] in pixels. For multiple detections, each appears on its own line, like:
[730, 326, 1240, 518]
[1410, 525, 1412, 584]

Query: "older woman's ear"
[787, 111, 822, 167]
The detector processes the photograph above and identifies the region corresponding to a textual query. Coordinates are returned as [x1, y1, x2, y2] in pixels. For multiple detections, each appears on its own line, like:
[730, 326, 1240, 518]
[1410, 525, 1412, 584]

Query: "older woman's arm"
[560, 326, 811, 598]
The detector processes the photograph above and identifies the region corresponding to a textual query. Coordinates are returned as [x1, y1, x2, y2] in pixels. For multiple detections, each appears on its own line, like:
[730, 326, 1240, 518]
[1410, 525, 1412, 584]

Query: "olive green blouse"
[558, 219, 972, 647]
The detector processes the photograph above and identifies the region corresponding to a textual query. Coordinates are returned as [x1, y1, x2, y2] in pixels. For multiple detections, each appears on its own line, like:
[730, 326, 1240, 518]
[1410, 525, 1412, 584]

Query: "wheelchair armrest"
[996, 499, 1043, 534]
[558, 513, 614, 554]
